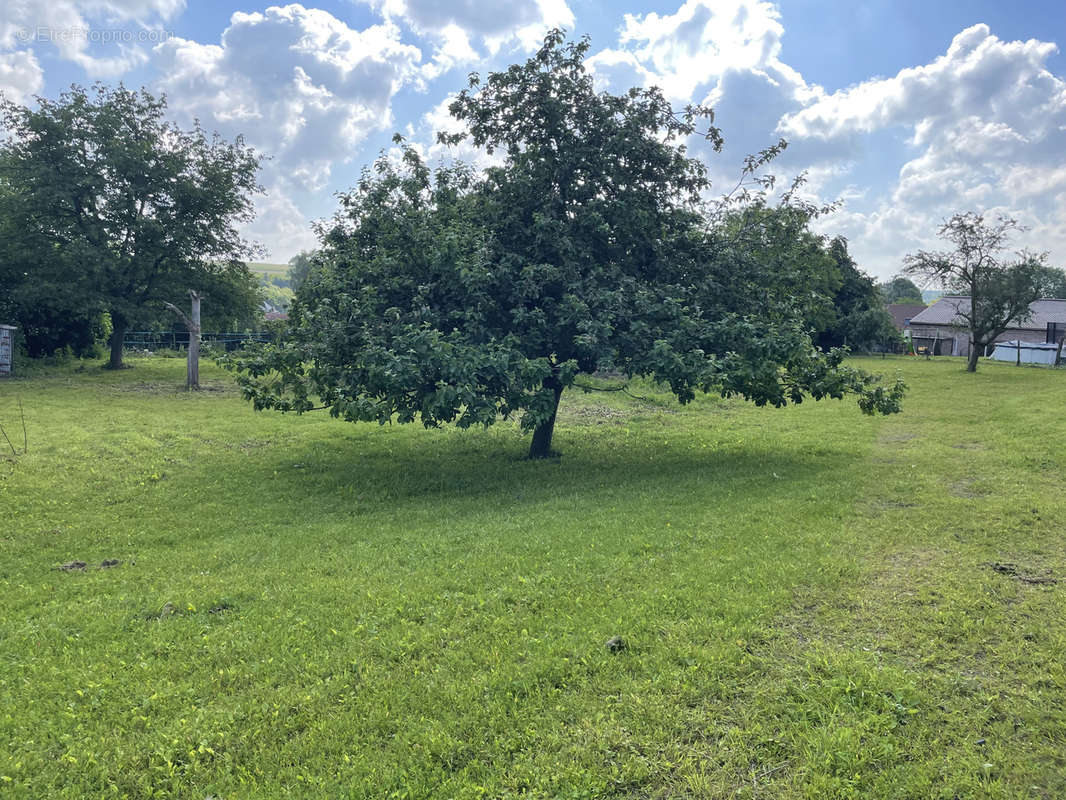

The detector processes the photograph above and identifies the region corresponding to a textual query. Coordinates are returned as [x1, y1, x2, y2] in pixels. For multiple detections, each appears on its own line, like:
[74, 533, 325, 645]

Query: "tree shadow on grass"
[212, 422, 863, 523]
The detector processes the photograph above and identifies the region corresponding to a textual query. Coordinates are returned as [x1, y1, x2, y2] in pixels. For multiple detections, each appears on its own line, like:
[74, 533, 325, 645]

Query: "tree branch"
[163, 301, 193, 330]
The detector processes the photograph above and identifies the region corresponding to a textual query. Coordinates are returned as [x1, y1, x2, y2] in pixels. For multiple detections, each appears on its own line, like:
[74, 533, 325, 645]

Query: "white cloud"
[779, 25, 1063, 146]
[402, 92, 505, 171]
[586, 0, 816, 192]
[361, 0, 574, 76]
[779, 25, 1066, 277]
[0, 49, 44, 104]
[243, 189, 318, 261]
[154, 5, 423, 192]
[586, 8, 1066, 279]
[418, 25, 477, 80]
[150, 4, 426, 259]
[593, 0, 787, 101]
[1, 0, 183, 76]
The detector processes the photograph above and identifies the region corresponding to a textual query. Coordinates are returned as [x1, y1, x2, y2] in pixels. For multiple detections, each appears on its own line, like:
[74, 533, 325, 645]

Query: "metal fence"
[124, 330, 273, 352]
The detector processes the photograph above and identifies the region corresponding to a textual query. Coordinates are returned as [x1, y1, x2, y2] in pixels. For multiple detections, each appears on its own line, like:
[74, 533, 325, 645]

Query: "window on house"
[1047, 322, 1064, 344]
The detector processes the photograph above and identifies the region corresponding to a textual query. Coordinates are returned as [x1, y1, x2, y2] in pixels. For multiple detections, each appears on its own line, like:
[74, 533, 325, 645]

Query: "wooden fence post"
[164, 290, 202, 390]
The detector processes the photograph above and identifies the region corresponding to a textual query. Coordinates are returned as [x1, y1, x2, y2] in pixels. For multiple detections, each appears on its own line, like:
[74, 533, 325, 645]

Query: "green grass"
[247, 262, 290, 278]
[1, 356, 1064, 798]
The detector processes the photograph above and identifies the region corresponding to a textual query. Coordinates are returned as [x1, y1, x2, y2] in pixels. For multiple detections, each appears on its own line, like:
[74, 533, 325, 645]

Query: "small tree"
[904, 212, 1053, 372]
[0, 84, 263, 369]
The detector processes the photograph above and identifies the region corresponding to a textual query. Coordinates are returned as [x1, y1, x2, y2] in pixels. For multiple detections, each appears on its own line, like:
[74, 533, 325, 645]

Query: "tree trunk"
[107, 313, 127, 370]
[966, 344, 980, 372]
[165, 291, 202, 390]
[1055, 333, 1065, 367]
[528, 377, 564, 459]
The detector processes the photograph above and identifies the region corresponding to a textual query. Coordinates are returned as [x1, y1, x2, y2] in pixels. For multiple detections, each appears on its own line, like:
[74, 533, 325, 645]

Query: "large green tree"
[0, 173, 100, 357]
[0, 84, 263, 368]
[717, 207, 894, 351]
[817, 238, 897, 351]
[1030, 264, 1066, 299]
[226, 32, 904, 458]
[878, 276, 925, 305]
[904, 212, 1054, 372]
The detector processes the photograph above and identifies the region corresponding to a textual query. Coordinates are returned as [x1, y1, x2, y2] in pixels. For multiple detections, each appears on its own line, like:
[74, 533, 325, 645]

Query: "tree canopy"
[0, 84, 263, 367]
[879, 276, 925, 305]
[904, 212, 1054, 372]
[816, 239, 898, 351]
[287, 251, 317, 293]
[224, 32, 904, 458]
[1030, 264, 1066, 299]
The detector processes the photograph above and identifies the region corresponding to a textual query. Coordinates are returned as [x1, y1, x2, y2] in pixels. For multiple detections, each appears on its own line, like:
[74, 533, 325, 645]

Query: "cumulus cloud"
[361, 0, 574, 75]
[779, 25, 1066, 276]
[585, 7, 1066, 278]
[585, 0, 816, 196]
[150, 4, 426, 258]
[1, 0, 183, 76]
[154, 5, 423, 191]
[0, 49, 44, 104]
[243, 190, 319, 260]
[591, 0, 788, 101]
[779, 25, 1063, 145]
[398, 92, 507, 172]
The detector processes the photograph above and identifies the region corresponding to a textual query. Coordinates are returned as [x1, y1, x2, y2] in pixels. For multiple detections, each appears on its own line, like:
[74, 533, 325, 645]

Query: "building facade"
[908, 296, 1066, 357]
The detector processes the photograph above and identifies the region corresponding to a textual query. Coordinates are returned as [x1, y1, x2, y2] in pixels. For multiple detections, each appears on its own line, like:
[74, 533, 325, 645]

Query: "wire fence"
[124, 330, 273, 352]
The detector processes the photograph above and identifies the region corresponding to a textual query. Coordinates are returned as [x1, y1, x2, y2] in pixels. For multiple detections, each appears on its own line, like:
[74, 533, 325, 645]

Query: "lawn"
[246, 262, 290, 279]
[1, 356, 1064, 798]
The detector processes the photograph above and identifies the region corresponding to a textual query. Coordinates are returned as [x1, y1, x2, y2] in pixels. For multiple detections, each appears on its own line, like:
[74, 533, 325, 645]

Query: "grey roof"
[886, 303, 927, 330]
[909, 296, 1066, 330]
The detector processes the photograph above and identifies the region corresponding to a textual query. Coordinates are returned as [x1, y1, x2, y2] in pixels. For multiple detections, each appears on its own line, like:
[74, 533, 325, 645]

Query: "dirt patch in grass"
[877, 430, 918, 444]
[867, 547, 951, 589]
[558, 404, 629, 425]
[984, 561, 1058, 585]
[58, 558, 123, 571]
[865, 498, 918, 513]
[110, 380, 235, 395]
[195, 436, 276, 452]
[948, 478, 988, 498]
[774, 547, 951, 652]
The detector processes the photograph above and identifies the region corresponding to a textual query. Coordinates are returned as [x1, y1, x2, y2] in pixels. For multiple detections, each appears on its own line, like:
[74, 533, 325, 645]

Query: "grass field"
[247, 262, 290, 279]
[1, 356, 1064, 798]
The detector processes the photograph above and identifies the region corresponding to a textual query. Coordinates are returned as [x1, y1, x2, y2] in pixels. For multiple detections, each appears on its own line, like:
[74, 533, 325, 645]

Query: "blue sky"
[2, 1, 1065, 279]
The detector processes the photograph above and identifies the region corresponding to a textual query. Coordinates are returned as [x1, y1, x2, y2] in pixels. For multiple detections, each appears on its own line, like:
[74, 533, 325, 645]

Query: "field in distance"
[246, 261, 289, 278]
